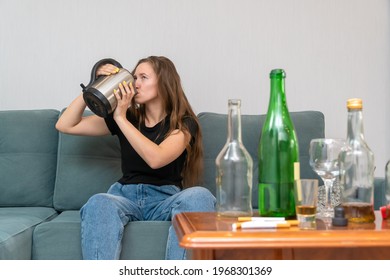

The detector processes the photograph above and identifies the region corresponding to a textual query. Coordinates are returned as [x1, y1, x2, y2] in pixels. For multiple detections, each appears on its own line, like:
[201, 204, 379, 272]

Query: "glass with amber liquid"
[294, 179, 319, 229]
[339, 98, 375, 223]
[296, 206, 317, 215]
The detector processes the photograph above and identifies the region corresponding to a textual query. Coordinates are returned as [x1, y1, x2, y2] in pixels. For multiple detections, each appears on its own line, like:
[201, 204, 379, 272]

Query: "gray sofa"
[0, 109, 386, 259]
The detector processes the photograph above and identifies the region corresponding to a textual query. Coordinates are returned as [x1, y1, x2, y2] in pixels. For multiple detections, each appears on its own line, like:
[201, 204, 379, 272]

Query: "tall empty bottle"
[339, 98, 375, 223]
[258, 69, 299, 218]
[216, 99, 253, 217]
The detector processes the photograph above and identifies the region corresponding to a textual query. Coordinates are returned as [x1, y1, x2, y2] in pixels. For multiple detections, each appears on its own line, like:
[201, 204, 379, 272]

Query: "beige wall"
[1, 0, 389, 176]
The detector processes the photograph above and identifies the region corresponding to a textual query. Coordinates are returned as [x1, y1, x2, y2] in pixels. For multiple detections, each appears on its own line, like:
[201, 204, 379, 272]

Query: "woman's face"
[133, 62, 159, 104]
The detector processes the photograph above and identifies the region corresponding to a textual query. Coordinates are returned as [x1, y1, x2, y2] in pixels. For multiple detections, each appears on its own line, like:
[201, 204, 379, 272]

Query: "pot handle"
[80, 58, 123, 91]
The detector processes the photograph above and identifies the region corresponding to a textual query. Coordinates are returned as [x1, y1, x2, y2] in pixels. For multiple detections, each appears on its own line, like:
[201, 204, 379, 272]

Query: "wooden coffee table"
[173, 211, 390, 260]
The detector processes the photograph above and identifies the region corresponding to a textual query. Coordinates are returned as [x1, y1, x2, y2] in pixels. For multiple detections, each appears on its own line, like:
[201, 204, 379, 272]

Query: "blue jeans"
[80, 183, 216, 260]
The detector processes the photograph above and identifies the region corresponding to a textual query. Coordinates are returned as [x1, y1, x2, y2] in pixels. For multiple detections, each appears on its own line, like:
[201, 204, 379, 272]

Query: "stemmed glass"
[309, 138, 346, 219]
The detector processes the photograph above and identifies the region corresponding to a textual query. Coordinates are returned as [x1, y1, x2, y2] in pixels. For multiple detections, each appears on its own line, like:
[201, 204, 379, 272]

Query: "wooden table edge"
[173, 212, 390, 249]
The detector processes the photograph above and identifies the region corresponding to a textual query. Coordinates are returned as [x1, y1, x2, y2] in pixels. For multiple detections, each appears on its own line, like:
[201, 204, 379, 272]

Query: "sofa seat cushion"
[121, 220, 170, 260]
[32, 211, 82, 260]
[0, 207, 58, 259]
[33, 210, 171, 260]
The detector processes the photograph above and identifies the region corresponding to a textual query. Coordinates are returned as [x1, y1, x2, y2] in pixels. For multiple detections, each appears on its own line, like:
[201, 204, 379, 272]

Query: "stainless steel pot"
[81, 58, 135, 118]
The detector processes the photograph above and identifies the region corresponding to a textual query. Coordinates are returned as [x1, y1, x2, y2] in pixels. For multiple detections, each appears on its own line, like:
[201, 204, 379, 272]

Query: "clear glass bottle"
[339, 98, 375, 223]
[258, 69, 300, 219]
[216, 99, 253, 217]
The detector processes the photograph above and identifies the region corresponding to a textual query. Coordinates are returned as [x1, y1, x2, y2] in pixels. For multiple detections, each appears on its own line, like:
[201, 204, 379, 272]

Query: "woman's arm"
[55, 94, 110, 136]
[56, 63, 120, 136]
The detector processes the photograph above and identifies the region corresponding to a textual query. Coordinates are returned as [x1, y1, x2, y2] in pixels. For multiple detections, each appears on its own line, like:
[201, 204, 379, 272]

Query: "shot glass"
[294, 179, 319, 230]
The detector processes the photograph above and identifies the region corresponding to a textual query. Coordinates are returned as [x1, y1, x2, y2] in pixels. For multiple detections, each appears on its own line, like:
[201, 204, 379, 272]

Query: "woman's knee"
[180, 186, 216, 211]
[81, 193, 119, 218]
[83, 193, 111, 208]
[81, 193, 142, 223]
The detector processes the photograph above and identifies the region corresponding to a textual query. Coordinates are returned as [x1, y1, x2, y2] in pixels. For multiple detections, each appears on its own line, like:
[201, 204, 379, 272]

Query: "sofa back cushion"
[0, 110, 59, 207]
[53, 111, 122, 211]
[198, 111, 325, 209]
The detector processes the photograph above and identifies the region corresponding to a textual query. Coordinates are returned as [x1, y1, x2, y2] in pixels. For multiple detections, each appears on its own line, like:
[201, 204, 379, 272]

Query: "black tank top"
[104, 111, 197, 188]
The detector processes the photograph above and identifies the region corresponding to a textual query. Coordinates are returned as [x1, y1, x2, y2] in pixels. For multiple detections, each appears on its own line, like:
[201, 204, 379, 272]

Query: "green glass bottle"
[258, 69, 300, 218]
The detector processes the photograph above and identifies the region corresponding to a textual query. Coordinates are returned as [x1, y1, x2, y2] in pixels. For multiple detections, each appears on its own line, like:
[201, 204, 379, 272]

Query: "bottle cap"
[270, 69, 286, 78]
[347, 98, 363, 109]
[332, 206, 348, 226]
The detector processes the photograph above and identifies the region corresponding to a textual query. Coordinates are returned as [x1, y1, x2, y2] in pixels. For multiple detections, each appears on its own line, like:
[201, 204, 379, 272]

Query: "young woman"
[56, 56, 216, 260]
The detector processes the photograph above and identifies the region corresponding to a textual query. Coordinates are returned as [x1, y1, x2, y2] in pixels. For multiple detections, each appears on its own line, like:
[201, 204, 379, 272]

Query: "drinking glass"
[309, 138, 346, 219]
[294, 179, 319, 230]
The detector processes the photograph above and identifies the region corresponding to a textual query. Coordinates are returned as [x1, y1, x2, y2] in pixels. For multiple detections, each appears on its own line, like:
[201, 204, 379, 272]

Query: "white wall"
[1, 0, 389, 176]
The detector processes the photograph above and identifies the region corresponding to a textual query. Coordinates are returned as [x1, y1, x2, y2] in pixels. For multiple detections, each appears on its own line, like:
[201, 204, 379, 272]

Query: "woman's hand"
[113, 80, 136, 121]
[96, 63, 120, 76]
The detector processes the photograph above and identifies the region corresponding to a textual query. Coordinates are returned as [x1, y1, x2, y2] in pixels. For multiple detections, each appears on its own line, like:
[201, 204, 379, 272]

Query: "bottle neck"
[347, 108, 365, 142]
[269, 76, 287, 111]
[227, 99, 242, 142]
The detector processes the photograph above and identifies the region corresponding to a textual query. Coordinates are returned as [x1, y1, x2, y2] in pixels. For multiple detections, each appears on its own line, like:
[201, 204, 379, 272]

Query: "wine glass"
[309, 138, 346, 219]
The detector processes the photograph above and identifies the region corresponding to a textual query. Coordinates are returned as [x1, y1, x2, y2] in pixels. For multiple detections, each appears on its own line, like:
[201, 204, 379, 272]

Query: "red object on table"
[380, 205, 390, 219]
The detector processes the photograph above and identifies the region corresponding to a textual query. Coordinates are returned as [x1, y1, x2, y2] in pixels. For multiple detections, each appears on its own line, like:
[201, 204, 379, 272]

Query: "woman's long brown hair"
[129, 56, 203, 188]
